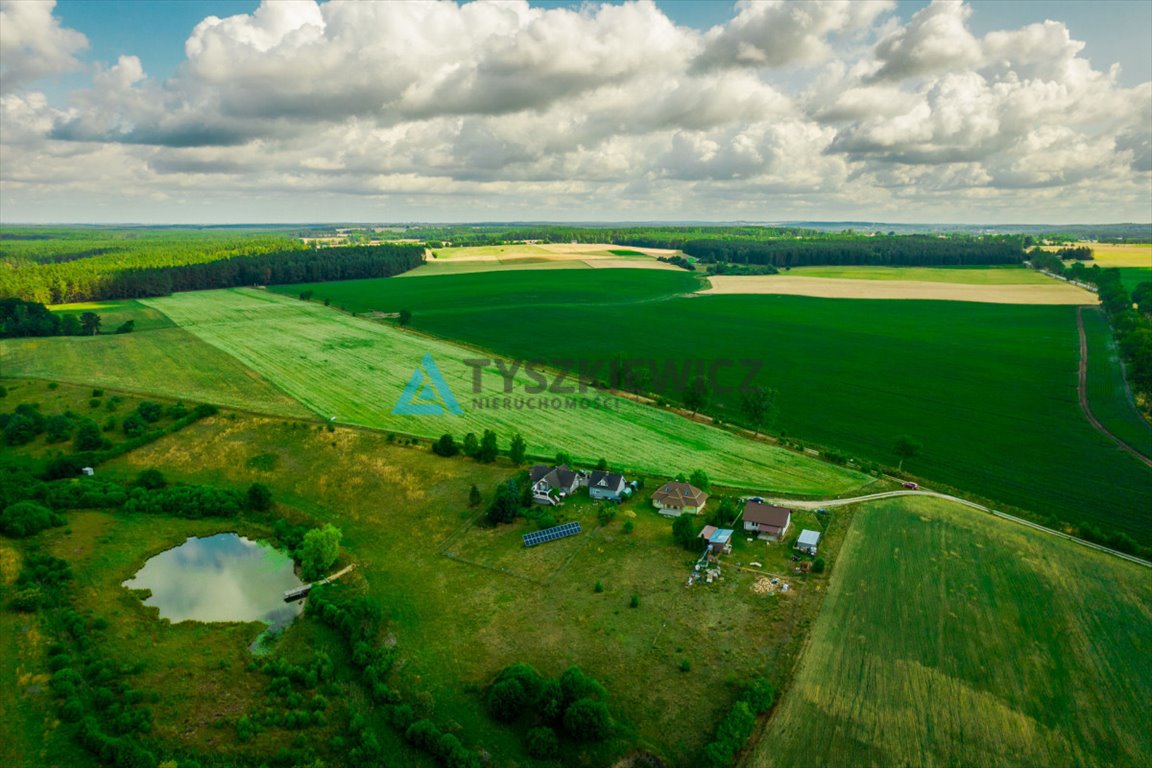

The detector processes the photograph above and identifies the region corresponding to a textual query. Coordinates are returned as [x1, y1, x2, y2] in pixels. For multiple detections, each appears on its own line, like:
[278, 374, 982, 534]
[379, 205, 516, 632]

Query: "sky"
[1, 0, 1150, 224]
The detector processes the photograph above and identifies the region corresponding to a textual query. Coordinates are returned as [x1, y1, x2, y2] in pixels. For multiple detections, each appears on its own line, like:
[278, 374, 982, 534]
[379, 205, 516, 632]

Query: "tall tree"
[893, 435, 922, 470]
[508, 433, 527, 465]
[79, 311, 101, 336]
[683, 375, 711, 416]
[300, 524, 342, 581]
[740, 385, 777, 437]
[477, 429, 499, 463]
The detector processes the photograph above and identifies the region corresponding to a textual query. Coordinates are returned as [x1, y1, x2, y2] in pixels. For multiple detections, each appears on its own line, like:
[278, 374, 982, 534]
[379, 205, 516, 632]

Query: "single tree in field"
[468, 484, 482, 507]
[398, 308, 412, 326]
[433, 434, 459, 457]
[683, 375, 710, 416]
[477, 429, 499, 463]
[300, 524, 342, 581]
[462, 432, 479, 457]
[672, 515, 698, 551]
[740, 384, 777, 437]
[508, 433, 527, 465]
[893, 435, 922, 470]
[79, 311, 101, 336]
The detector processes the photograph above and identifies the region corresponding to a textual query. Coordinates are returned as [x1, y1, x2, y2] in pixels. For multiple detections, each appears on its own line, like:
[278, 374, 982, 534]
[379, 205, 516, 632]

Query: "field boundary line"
[1076, 307, 1152, 467]
[768, 490, 1152, 569]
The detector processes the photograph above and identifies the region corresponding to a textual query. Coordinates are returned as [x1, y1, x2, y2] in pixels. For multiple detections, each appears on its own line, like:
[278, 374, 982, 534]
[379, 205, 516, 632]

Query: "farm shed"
[588, 470, 627, 501]
[530, 464, 580, 496]
[699, 525, 734, 554]
[652, 482, 709, 517]
[796, 529, 821, 555]
[742, 501, 792, 541]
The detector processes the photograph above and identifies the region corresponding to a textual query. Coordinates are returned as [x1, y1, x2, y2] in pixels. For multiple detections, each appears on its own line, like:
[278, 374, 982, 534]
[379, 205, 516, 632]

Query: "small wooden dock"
[283, 563, 356, 602]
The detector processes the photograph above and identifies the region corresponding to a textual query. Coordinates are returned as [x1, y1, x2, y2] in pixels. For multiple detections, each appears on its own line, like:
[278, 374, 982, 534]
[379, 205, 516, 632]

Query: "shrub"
[45, 414, 74, 443]
[630, 594, 640, 608]
[812, 557, 826, 574]
[559, 666, 605, 708]
[121, 413, 146, 438]
[594, 580, 604, 593]
[537, 514, 556, 529]
[432, 434, 459, 457]
[743, 677, 776, 714]
[1, 501, 64, 538]
[680, 659, 692, 673]
[136, 402, 163, 423]
[486, 678, 527, 722]
[468, 484, 481, 507]
[525, 726, 559, 759]
[622, 519, 634, 534]
[72, 419, 105, 451]
[597, 506, 617, 525]
[134, 469, 167, 490]
[563, 698, 612, 742]
[247, 483, 273, 511]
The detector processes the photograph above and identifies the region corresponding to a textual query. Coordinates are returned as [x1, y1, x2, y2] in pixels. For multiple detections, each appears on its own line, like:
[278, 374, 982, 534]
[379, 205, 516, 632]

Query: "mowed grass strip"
[267, 269, 700, 315]
[0, 327, 312, 419]
[407, 291, 1152, 541]
[141, 289, 866, 495]
[1082, 307, 1152, 458]
[753, 495, 1152, 768]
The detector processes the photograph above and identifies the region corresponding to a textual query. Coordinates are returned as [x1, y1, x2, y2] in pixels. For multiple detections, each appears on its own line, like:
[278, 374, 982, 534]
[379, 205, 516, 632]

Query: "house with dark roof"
[742, 501, 792, 541]
[651, 482, 709, 517]
[530, 464, 580, 497]
[588, 470, 627, 502]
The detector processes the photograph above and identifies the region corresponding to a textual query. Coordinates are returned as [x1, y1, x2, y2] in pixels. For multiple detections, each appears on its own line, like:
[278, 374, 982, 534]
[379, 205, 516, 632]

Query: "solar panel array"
[523, 521, 582, 548]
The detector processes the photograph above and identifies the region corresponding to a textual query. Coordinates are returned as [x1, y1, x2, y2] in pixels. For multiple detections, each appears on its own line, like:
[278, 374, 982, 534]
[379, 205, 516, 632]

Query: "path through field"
[1076, 307, 1152, 468]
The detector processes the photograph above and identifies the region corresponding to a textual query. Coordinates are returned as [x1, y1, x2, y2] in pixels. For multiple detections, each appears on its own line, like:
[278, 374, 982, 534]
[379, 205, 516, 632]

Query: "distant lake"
[123, 533, 304, 629]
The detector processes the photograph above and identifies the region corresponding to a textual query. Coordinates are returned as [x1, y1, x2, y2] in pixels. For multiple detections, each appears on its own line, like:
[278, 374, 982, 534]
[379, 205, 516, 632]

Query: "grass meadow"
[753, 495, 1152, 768]
[1081, 308, 1152, 457]
[133, 289, 867, 496]
[393, 280, 1152, 542]
[97, 413, 849, 764]
[1, 328, 311, 420]
[1117, 266, 1151, 293]
[48, 299, 175, 333]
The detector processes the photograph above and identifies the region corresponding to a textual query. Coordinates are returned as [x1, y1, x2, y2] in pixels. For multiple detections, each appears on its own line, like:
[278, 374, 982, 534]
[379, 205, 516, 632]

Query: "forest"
[1, 228, 425, 303]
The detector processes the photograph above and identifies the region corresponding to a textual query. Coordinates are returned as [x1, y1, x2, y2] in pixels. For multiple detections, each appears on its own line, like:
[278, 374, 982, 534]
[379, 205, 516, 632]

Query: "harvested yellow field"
[410, 242, 684, 276]
[701, 276, 1098, 304]
[1083, 243, 1152, 267]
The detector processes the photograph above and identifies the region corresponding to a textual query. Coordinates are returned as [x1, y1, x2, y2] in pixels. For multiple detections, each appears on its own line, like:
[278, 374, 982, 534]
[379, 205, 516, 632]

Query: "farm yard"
[754, 495, 1152, 768]
[84, 412, 852, 764]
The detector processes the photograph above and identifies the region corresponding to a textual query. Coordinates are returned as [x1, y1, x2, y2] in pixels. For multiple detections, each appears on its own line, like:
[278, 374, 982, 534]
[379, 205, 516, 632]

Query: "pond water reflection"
[122, 533, 304, 629]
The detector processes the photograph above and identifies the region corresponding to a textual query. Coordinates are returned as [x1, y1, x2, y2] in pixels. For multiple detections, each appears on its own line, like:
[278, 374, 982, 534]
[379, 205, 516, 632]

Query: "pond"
[122, 533, 304, 630]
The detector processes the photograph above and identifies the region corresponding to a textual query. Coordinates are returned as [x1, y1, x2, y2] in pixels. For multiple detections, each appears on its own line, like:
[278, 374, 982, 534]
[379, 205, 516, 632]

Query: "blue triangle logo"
[393, 353, 463, 416]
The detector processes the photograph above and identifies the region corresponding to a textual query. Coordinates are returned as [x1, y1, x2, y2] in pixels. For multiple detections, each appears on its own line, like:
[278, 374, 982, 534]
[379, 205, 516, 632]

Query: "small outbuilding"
[795, 529, 821, 555]
[81, 467, 95, 476]
[742, 501, 792, 541]
[699, 525, 734, 555]
[652, 482, 709, 517]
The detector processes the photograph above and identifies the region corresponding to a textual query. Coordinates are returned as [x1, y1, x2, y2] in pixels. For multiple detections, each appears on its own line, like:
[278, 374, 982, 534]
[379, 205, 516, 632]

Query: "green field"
[400, 259, 597, 277]
[1, 327, 311, 420]
[129, 289, 864, 496]
[97, 413, 847, 764]
[360, 272, 1152, 541]
[1117, 267, 1152, 293]
[268, 269, 700, 314]
[49, 299, 175, 332]
[783, 265, 1052, 284]
[754, 495, 1152, 768]
[1082, 307, 1152, 457]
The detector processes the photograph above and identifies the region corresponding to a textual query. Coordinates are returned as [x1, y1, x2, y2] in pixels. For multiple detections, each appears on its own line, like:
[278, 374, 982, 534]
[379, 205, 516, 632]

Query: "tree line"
[1030, 250, 1152, 410]
[680, 234, 1025, 267]
[4, 243, 425, 303]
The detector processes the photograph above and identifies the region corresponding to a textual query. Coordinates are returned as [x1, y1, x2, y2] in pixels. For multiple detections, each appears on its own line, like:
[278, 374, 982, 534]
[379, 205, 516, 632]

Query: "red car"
[902, 482, 919, 490]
